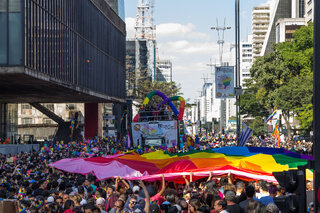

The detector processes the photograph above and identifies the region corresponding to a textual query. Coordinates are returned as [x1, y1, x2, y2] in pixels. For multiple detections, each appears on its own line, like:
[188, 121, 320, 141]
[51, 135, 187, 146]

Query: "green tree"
[135, 80, 183, 106]
[243, 23, 313, 135]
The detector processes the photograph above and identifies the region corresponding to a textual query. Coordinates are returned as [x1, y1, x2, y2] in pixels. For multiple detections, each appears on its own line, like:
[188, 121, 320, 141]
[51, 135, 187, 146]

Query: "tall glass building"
[0, 0, 126, 141]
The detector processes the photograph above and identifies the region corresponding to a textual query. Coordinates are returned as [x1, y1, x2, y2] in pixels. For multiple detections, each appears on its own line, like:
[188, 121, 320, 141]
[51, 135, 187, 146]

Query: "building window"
[21, 104, 32, 110]
[21, 118, 32, 124]
[66, 104, 76, 110]
[308, 9, 313, 15]
[308, 0, 312, 6]
[43, 104, 54, 111]
[43, 118, 52, 124]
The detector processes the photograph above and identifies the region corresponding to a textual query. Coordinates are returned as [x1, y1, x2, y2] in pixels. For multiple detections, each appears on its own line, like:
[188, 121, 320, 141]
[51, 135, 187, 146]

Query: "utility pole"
[313, 0, 320, 211]
[235, 0, 241, 145]
[210, 19, 231, 133]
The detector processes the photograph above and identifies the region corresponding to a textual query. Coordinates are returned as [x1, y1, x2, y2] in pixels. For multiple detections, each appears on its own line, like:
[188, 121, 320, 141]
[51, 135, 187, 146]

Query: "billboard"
[132, 121, 177, 147]
[215, 66, 235, 98]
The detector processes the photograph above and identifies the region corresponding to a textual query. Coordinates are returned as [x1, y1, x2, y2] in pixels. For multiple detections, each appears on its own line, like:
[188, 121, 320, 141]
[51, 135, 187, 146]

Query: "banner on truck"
[132, 121, 177, 147]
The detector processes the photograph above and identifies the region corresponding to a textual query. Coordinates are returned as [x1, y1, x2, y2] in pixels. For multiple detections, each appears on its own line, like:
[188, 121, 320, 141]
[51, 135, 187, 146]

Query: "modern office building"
[252, 2, 271, 59]
[305, 0, 314, 23]
[107, 0, 125, 20]
[156, 59, 173, 82]
[261, 0, 306, 55]
[126, 39, 155, 98]
[0, 0, 126, 141]
[276, 18, 305, 43]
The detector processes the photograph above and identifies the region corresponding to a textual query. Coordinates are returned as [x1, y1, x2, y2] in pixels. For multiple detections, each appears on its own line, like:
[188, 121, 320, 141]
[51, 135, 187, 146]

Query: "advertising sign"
[215, 66, 235, 98]
[131, 121, 177, 147]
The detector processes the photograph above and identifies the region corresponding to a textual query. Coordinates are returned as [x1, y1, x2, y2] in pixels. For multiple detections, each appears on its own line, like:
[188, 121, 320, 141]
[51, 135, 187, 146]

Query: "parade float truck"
[131, 91, 185, 148]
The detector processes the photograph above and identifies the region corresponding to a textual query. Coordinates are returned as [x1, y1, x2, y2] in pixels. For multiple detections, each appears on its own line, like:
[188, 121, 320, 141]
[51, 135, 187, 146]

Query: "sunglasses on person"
[130, 201, 137, 205]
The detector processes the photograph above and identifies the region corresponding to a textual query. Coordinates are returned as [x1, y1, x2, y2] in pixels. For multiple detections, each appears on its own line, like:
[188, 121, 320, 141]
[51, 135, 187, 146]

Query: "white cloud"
[125, 18, 235, 101]
[157, 23, 210, 40]
[157, 23, 194, 37]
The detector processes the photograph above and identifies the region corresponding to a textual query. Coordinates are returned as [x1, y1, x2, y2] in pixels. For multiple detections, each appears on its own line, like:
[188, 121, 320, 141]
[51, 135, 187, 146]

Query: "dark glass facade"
[0, 0, 23, 65]
[0, 104, 18, 142]
[0, 0, 126, 99]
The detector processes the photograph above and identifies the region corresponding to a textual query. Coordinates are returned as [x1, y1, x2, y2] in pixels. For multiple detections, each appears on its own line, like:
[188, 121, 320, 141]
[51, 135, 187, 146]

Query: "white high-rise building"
[156, 59, 172, 82]
[240, 35, 253, 87]
[305, 0, 314, 23]
[252, 2, 271, 59]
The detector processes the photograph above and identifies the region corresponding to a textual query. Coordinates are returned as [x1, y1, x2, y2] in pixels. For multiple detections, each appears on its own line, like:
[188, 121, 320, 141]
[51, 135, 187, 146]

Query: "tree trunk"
[283, 113, 291, 137]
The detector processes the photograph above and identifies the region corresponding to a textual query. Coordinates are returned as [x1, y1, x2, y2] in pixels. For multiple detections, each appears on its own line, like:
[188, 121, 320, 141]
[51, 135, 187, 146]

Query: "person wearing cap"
[225, 190, 240, 213]
[47, 196, 55, 204]
[96, 197, 107, 213]
[133, 185, 140, 195]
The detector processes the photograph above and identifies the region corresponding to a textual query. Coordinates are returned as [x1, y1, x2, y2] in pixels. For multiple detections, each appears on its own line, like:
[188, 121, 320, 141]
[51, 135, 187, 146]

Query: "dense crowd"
[0, 134, 314, 213]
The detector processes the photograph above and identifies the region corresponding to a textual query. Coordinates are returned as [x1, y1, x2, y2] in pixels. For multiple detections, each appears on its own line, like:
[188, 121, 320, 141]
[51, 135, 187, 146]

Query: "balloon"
[159, 96, 185, 120]
[133, 90, 179, 122]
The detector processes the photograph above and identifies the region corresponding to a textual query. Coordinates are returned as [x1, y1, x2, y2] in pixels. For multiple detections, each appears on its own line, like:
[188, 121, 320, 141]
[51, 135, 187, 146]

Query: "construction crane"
[150, 0, 156, 39]
[135, 0, 154, 40]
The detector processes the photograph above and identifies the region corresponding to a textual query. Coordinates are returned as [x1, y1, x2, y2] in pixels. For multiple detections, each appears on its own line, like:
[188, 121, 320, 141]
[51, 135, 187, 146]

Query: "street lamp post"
[210, 20, 231, 134]
[313, 0, 320, 211]
[235, 0, 241, 145]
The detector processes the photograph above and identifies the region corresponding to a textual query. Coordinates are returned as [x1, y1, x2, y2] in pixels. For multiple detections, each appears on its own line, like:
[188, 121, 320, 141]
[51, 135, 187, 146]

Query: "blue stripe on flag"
[239, 123, 253, 146]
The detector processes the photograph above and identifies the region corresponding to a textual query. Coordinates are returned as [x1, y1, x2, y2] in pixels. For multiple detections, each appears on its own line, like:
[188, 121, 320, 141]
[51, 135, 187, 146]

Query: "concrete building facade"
[276, 18, 305, 43]
[261, 0, 305, 56]
[305, 0, 314, 23]
[252, 2, 271, 59]
[0, 0, 126, 141]
[156, 59, 173, 82]
[240, 35, 253, 86]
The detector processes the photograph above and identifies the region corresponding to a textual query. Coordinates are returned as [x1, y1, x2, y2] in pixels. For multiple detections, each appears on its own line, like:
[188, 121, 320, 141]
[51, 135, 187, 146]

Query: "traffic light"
[273, 169, 306, 213]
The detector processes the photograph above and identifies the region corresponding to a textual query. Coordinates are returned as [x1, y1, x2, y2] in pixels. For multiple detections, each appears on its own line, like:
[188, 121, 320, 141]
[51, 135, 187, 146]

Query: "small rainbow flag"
[272, 120, 279, 137]
[266, 104, 277, 123]
[272, 120, 280, 147]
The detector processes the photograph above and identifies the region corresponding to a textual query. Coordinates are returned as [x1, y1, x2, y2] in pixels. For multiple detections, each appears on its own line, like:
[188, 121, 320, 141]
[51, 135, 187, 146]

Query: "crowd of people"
[0, 133, 314, 213]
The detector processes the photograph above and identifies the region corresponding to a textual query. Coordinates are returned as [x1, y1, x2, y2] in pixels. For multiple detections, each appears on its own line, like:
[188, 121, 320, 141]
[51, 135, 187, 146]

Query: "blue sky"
[124, 0, 267, 102]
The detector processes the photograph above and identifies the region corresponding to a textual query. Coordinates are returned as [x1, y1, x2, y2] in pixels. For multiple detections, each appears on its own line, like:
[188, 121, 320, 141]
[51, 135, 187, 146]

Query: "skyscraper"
[261, 0, 306, 56]
[240, 35, 253, 87]
[252, 2, 271, 59]
[156, 60, 172, 82]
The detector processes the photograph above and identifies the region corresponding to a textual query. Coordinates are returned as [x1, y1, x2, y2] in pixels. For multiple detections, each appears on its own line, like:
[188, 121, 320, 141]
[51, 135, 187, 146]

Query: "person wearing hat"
[96, 197, 107, 213]
[225, 190, 240, 213]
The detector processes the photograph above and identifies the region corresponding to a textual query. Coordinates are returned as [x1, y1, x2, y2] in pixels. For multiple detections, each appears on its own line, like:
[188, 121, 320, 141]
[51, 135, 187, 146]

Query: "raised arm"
[158, 174, 166, 196]
[140, 181, 150, 213]
[120, 178, 130, 190]
[183, 175, 189, 186]
[207, 171, 212, 182]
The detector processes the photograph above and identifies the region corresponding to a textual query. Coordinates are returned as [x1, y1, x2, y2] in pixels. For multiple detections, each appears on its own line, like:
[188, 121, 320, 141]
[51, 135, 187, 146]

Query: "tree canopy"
[242, 23, 313, 135]
[135, 80, 183, 106]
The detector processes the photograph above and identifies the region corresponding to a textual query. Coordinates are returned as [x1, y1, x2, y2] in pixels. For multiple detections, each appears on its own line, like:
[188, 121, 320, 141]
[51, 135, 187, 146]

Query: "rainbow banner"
[50, 147, 313, 183]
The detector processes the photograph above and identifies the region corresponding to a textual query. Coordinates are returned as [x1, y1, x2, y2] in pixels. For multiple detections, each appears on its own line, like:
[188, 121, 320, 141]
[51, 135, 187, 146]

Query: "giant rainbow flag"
[49, 147, 312, 184]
